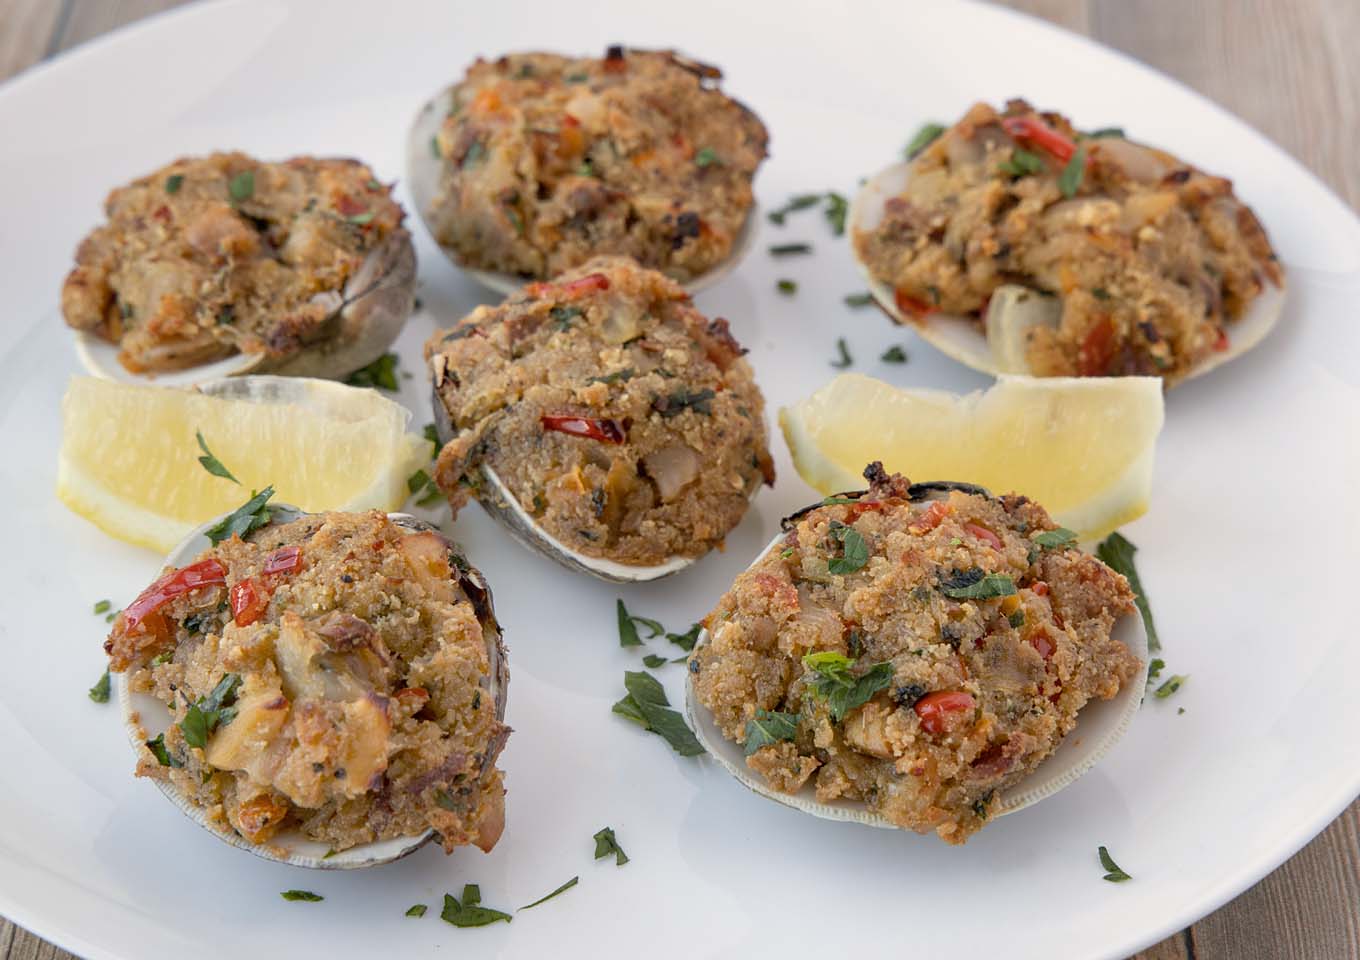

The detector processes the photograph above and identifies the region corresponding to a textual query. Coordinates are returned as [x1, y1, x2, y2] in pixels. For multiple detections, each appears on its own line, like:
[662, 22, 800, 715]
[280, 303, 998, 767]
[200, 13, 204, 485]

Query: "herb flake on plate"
[345, 352, 400, 391]
[1096, 532, 1160, 651]
[767, 193, 822, 225]
[824, 191, 848, 235]
[616, 599, 664, 647]
[880, 345, 908, 364]
[196, 430, 240, 484]
[642, 654, 668, 668]
[769, 242, 812, 257]
[844, 292, 873, 307]
[93, 599, 112, 615]
[666, 623, 701, 652]
[593, 826, 629, 866]
[1098, 846, 1132, 882]
[520, 876, 579, 910]
[1153, 675, 1187, 699]
[204, 486, 275, 546]
[88, 670, 110, 703]
[830, 337, 853, 369]
[743, 709, 798, 755]
[281, 890, 324, 902]
[776, 279, 797, 296]
[611, 670, 704, 756]
[405, 904, 427, 917]
[441, 885, 511, 927]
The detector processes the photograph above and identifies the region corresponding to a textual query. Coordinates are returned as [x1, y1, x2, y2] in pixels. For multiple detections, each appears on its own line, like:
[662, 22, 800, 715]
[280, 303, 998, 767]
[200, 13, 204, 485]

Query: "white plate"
[1, 2, 1358, 959]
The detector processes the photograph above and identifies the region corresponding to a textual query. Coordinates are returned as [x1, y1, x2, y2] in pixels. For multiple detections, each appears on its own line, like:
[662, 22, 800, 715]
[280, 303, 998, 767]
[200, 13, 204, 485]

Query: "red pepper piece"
[525, 272, 610, 300]
[1032, 581, 1050, 597]
[1078, 316, 1116, 376]
[894, 288, 936, 319]
[540, 414, 626, 444]
[914, 691, 977, 735]
[964, 523, 1003, 551]
[123, 560, 226, 632]
[909, 500, 952, 534]
[263, 545, 303, 577]
[1001, 115, 1079, 164]
[1029, 629, 1055, 660]
[230, 578, 268, 627]
[1213, 327, 1230, 352]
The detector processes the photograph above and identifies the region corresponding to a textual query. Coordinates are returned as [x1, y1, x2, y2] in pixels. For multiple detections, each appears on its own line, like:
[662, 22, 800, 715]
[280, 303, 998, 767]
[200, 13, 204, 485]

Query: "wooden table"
[1, 1, 1356, 957]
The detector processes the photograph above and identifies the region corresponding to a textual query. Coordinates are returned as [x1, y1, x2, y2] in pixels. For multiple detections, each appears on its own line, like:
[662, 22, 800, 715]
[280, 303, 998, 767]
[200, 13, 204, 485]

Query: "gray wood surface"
[0, 1, 1355, 957]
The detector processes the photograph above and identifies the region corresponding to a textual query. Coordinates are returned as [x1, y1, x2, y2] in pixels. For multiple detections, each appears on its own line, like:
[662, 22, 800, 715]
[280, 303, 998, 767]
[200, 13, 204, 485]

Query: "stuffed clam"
[406, 46, 766, 295]
[685, 464, 1147, 844]
[106, 503, 507, 869]
[426, 255, 774, 582]
[850, 100, 1285, 385]
[65, 152, 416, 386]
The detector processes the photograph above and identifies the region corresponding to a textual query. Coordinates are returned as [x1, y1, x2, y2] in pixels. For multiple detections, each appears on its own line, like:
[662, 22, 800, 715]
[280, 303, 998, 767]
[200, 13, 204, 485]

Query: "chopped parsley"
[844, 292, 874, 308]
[93, 599, 112, 615]
[195, 430, 240, 484]
[1096, 532, 1160, 651]
[767, 193, 822, 225]
[693, 147, 720, 167]
[824, 191, 848, 235]
[204, 486, 275, 546]
[88, 670, 111, 703]
[586, 368, 636, 385]
[519, 876, 578, 910]
[164, 174, 184, 194]
[1146, 657, 1165, 686]
[776, 279, 798, 296]
[227, 170, 254, 204]
[666, 623, 701, 652]
[593, 826, 629, 865]
[827, 521, 868, 575]
[1008, 610, 1026, 628]
[429, 135, 441, 158]
[802, 652, 894, 722]
[1098, 846, 1132, 882]
[1084, 127, 1126, 139]
[345, 352, 400, 391]
[905, 122, 946, 159]
[1000, 147, 1044, 177]
[642, 654, 668, 668]
[346, 210, 375, 225]
[144, 733, 181, 768]
[880, 345, 908, 364]
[939, 569, 1016, 600]
[441, 884, 511, 928]
[616, 599, 664, 647]
[179, 673, 242, 749]
[611, 671, 704, 756]
[550, 304, 584, 330]
[769, 243, 812, 256]
[405, 904, 428, 918]
[406, 468, 444, 507]
[280, 890, 324, 902]
[1058, 145, 1087, 199]
[1153, 675, 1187, 699]
[1031, 527, 1077, 551]
[743, 709, 798, 756]
[652, 387, 715, 418]
[830, 337, 853, 369]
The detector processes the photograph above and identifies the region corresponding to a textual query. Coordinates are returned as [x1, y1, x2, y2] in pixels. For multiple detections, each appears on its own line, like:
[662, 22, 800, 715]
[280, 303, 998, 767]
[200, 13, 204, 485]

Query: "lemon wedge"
[779, 373, 1164, 541]
[58, 375, 431, 553]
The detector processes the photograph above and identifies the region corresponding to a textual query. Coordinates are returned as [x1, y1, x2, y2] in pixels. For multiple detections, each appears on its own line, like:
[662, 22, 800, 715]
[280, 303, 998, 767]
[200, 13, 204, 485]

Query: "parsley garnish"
[616, 599, 664, 647]
[520, 876, 579, 910]
[1098, 846, 1132, 882]
[652, 387, 715, 418]
[767, 193, 822, 225]
[1008, 609, 1025, 628]
[587, 368, 636, 385]
[769, 243, 812, 256]
[693, 147, 720, 167]
[1000, 147, 1044, 177]
[179, 673, 242, 749]
[227, 170, 254, 204]
[165, 174, 184, 194]
[346, 210, 375, 225]
[827, 521, 868, 575]
[423, 423, 440, 452]
[441, 885, 511, 927]
[196, 430, 240, 484]
[880, 345, 908, 364]
[281, 890, 323, 902]
[593, 826, 629, 866]
[549, 304, 583, 331]
[1032, 527, 1077, 551]
[1153, 675, 1187, 699]
[1146, 657, 1165, 686]
[824, 192, 848, 235]
[93, 599, 111, 615]
[905, 122, 946, 159]
[642, 654, 668, 668]
[611, 671, 704, 756]
[776, 279, 797, 296]
[1084, 127, 1125, 139]
[205, 487, 275, 546]
[844, 292, 873, 307]
[429, 135, 441, 158]
[744, 709, 798, 756]
[89, 670, 111, 703]
[405, 904, 427, 918]
[345, 352, 400, 391]
[802, 652, 894, 722]
[1096, 532, 1160, 652]
[666, 623, 701, 652]
[406, 468, 444, 506]
[1058, 145, 1087, 198]
[144, 733, 181, 767]
[939, 569, 1016, 600]
[830, 337, 853, 368]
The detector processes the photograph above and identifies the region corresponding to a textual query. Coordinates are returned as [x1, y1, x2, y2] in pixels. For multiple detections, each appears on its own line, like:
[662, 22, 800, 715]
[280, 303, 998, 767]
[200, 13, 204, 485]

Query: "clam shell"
[115, 504, 507, 869]
[683, 486, 1151, 831]
[74, 228, 416, 387]
[406, 87, 756, 297]
[848, 160, 1286, 385]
